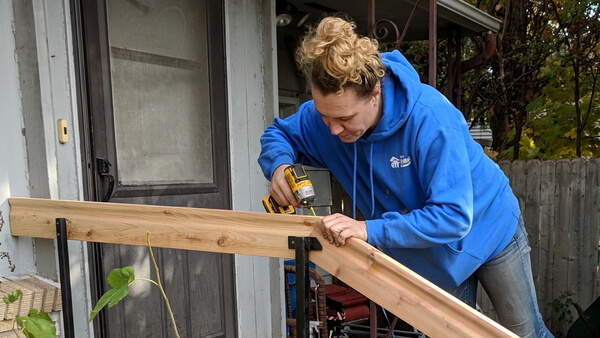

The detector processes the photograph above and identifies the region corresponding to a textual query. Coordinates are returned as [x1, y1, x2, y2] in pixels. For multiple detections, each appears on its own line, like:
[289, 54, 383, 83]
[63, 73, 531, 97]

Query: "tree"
[532, 0, 600, 158]
[465, 0, 600, 159]
[463, 0, 558, 159]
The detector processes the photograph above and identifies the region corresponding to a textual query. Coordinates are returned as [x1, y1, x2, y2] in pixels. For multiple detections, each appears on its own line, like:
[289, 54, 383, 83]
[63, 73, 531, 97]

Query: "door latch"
[96, 158, 114, 202]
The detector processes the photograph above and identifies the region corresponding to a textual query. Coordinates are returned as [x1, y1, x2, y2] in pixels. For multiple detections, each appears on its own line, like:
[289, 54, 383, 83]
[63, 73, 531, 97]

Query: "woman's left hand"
[320, 213, 367, 246]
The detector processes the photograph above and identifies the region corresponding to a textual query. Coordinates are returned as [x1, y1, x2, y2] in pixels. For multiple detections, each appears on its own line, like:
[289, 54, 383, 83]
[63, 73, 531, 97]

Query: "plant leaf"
[107, 266, 135, 289]
[19, 309, 56, 338]
[88, 266, 135, 323]
[89, 288, 124, 323]
[108, 284, 131, 308]
[3, 289, 22, 304]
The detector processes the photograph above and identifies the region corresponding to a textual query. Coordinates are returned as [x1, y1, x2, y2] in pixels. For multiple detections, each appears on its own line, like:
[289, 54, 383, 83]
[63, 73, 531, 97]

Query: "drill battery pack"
[262, 194, 296, 214]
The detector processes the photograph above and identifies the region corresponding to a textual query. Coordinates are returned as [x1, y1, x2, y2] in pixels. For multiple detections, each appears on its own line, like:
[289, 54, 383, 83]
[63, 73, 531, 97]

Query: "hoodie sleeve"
[366, 101, 474, 249]
[258, 102, 325, 180]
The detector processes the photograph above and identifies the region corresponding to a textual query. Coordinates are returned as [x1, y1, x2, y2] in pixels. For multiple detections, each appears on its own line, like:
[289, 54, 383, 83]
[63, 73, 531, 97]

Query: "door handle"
[96, 158, 114, 202]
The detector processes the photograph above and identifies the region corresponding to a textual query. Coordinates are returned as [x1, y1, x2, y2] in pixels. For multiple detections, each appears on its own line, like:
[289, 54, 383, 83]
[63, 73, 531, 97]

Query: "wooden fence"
[477, 158, 600, 334]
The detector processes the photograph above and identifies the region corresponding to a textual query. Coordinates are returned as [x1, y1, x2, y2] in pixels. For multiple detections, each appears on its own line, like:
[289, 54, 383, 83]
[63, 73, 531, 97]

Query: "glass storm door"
[75, 0, 236, 336]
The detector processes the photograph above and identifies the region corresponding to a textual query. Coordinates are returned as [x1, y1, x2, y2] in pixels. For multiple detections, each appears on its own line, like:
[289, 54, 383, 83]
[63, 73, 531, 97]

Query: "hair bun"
[296, 17, 385, 97]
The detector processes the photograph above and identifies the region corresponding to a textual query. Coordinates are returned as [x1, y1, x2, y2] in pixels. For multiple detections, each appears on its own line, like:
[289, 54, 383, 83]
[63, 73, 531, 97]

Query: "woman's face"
[312, 84, 382, 143]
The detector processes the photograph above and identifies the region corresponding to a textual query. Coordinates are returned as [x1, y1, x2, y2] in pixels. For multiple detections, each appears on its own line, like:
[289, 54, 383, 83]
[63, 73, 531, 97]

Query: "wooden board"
[582, 159, 600, 308]
[307, 227, 516, 337]
[552, 159, 571, 330]
[9, 197, 317, 259]
[9, 197, 516, 337]
[539, 160, 556, 324]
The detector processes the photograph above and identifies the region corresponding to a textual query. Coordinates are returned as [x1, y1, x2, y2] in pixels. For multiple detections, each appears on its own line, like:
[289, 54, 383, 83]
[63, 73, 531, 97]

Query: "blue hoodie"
[259, 50, 520, 289]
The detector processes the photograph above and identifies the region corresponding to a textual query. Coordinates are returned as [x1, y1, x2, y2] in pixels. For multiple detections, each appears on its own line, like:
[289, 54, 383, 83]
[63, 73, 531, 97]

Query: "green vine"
[549, 291, 575, 337]
[89, 232, 180, 337]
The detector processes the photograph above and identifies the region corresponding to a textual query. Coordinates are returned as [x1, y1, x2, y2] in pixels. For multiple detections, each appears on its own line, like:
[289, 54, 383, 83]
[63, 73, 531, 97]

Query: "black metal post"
[56, 218, 75, 338]
[289, 236, 322, 338]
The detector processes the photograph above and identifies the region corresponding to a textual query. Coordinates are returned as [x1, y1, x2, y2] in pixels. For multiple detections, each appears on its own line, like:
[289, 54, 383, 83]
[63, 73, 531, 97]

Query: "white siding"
[2, 0, 95, 336]
[0, 0, 37, 275]
[225, 0, 284, 336]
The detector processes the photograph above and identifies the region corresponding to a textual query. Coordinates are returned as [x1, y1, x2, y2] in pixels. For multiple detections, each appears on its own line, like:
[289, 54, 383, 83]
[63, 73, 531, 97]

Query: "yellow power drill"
[262, 164, 317, 216]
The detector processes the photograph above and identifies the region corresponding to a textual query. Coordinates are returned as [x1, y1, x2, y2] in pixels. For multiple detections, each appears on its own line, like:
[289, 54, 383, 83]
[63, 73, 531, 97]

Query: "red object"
[324, 284, 370, 322]
[325, 284, 368, 307]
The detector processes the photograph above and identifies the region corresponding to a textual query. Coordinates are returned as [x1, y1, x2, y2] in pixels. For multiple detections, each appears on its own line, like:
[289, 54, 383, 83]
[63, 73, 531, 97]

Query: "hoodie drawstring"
[352, 142, 376, 219]
[352, 144, 357, 219]
[369, 143, 375, 218]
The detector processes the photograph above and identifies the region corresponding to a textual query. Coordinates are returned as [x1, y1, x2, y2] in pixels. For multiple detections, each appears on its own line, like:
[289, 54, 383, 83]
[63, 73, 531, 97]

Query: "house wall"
[2, 0, 284, 337]
[1, 0, 94, 336]
[0, 0, 37, 276]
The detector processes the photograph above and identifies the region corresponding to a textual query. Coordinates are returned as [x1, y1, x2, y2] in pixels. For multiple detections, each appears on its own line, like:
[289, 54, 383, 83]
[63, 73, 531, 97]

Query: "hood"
[365, 50, 423, 143]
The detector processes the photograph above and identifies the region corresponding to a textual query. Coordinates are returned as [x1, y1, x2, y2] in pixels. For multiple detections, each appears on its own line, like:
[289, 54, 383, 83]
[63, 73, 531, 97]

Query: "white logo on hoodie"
[390, 156, 412, 168]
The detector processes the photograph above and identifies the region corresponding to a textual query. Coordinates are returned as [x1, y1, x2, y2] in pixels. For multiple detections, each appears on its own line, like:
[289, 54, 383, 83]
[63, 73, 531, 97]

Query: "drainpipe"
[461, 31, 497, 73]
[428, 0, 437, 86]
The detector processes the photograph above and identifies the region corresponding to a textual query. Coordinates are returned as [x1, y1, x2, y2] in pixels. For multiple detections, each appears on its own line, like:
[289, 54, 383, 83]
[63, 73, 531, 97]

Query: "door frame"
[75, 0, 231, 202]
[70, 0, 236, 336]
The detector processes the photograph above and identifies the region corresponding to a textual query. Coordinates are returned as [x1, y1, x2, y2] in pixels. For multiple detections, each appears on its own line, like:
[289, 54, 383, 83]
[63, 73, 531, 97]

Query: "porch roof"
[285, 0, 501, 41]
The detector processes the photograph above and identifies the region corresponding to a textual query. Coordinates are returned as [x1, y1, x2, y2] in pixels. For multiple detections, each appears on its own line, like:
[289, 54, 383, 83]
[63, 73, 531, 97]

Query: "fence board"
[526, 160, 541, 287]
[569, 159, 586, 307]
[582, 159, 600, 308]
[539, 160, 556, 325]
[512, 160, 528, 217]
[552, 160, 572, 330]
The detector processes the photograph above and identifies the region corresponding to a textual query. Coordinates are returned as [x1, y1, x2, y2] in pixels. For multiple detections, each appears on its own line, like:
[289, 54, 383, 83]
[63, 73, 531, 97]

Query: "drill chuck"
[294, 185, 316, 206]
[284, 164, 316, 207]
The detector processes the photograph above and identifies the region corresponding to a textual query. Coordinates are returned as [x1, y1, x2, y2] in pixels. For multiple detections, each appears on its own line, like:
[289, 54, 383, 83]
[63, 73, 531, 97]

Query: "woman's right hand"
[270, 164, 301, 208]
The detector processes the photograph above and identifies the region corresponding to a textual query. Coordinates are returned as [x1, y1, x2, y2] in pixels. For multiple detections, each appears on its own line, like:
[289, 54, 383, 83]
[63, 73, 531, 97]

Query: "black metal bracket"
[56, 218, 75, 338]
[288, 236, 322, 338]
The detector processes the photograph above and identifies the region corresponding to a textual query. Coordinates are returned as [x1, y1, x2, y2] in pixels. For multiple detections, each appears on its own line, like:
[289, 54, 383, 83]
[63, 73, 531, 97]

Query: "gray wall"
[1, 0, 94, 335]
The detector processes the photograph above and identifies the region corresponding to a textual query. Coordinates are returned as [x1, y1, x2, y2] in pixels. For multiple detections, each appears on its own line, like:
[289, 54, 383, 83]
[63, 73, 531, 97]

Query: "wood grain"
[9, 197, 318, 259]
[9, 197, 516, 337]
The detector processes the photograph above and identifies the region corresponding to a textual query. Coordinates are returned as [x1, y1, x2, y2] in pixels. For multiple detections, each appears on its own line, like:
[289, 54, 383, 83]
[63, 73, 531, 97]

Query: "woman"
[259, 16, 553, 337]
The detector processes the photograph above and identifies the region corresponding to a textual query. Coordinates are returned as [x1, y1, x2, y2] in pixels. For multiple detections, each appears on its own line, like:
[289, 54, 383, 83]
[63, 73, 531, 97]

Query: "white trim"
[225, 0, 284, 336]
[438, 0, 502, 33]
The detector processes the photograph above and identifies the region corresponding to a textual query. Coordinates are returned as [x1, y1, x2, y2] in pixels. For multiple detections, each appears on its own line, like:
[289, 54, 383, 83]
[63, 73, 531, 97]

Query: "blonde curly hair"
[295, 16, 385, 98]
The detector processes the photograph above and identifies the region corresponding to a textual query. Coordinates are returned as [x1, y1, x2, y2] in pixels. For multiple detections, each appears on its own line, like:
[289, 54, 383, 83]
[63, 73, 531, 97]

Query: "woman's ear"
[372, 81, 382, 104]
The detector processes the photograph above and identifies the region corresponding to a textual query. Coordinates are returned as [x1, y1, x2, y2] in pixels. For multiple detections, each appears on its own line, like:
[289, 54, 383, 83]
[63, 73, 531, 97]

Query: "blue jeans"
[446, 217, 554, 338]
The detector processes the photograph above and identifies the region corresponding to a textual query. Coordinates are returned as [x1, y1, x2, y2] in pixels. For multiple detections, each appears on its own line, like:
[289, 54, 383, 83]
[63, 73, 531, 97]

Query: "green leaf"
[19, 309, 56, 338]
[108, 284, 131, 308]
[3, 289, 22, 304]
[107, 266, 135, 289]
[88, 266, 135, 323]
